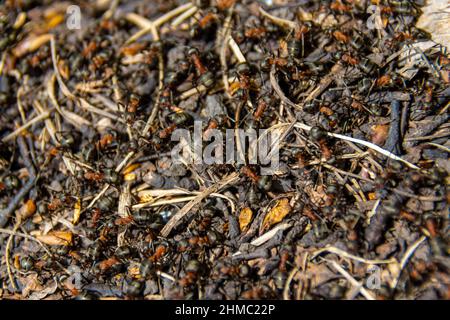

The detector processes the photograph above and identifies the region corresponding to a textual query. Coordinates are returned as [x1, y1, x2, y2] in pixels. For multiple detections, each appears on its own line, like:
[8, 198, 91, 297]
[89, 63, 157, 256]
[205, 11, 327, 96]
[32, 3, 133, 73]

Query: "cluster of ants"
[0, 0, 448, 300]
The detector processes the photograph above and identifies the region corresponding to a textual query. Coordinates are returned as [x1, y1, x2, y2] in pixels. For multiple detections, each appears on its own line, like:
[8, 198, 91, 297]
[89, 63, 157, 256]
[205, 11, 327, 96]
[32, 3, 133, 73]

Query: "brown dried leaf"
[371, 124, 389, 146]
[304, 185, 328, 207]
[36, 230, 73, 246]
[262, 198, 292, 232]
[17, 199, 37, 221]
[306, 263, 339, 288]
[99, 257, 120, 272]
[28, 280, 58, 300]
[239, 207, 253, 232]
[20, 274, 43, 298]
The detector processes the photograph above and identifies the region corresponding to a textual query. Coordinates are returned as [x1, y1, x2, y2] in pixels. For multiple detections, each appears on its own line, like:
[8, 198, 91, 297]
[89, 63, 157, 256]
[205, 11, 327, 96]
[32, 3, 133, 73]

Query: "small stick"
[405, 132, 450, 142]
[153, 2, 195, 28]
[115, 151, 136, 173]
[132, 196, 197, 210]
[321, 163, 373, 183]
[383, 100, 402, 156]
[391, 236, 427, 289]
[50, 36, 76, 100]
[2, 111, 51, 142]
[311, 246, 395, 265]
[219, 7, 234, 99]
[0, 228, 52, 255]
[326, 259, 376, 300]
[78, 98, 123, 122]
[16, 86, 27, 123]
[142, 28, 164, 137]
[6, 220, 21, 291]
[33, 100, 76, 175]
[233, 223, 293, 256]
[301, 63, 345, 106]
[102, 0, 119, 20]
[367, 199, 381, 224]
[171, 6, 198, 27]
[425, 142, 450, 153]
[270, 67, 298, 109]
[156, 271, 176, 282]
[84, 151, 135, 212]
[0, 51, 6, 76]
[228, 37, 246, 64]
[47, 75, 91, 129]
[438, 101, 449, 115]
[344, 141, 383, 173]
[126, 3, 194, 43]
[283, 267, 300, 300]
[179, 84, 208, 100]
[92, 94, 120, 112]
[258, 7, 297, 30]
[160, 172, 239, 237]
[85, 184, 109, 211]
[179, 76, 238, 100]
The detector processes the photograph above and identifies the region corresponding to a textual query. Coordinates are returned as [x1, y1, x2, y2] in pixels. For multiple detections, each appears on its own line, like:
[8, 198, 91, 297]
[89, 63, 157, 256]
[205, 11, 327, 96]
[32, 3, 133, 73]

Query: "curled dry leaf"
[36, 230, 73, 246]
[261, 198, 292, 232]
[239, 207, 253, 232]
[28, 280, 58, 300]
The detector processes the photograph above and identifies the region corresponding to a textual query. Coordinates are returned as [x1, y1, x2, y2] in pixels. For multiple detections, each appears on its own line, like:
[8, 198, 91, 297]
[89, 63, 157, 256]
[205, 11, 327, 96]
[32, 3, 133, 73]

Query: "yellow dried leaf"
[46, 14, 64, 29]
[72, 199, 82, 225]
[36, 231, 73, 246]
[123, 163, 141, 175]
[368, 192, 377, 201]
[124, 173, 137, 181]
[262, 198, 292, 232]
[229, 82, 241, 96]
[239, 207, 253, 232]
[13, 12, 27, 29]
